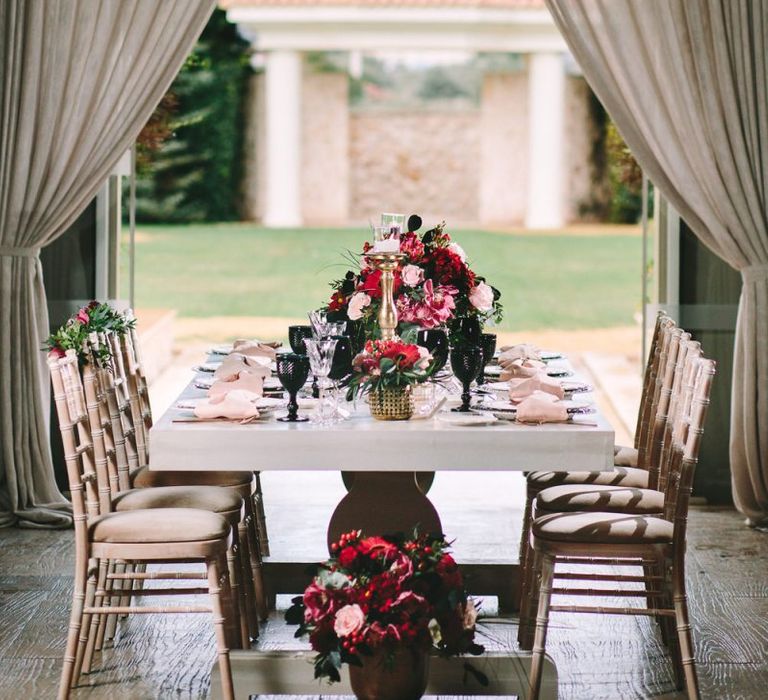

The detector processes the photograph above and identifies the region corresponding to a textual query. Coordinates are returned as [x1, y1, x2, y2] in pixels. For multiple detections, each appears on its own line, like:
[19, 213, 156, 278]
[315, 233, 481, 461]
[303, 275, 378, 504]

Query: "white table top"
[149, 355, 615, 472]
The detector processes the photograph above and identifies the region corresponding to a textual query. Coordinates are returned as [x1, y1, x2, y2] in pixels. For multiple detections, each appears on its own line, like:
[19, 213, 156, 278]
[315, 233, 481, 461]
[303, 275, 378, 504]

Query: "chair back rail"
[635, 311, 670, 449]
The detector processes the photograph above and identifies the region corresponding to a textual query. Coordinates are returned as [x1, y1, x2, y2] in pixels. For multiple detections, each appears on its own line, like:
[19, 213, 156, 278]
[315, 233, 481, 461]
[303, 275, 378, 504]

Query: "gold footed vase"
[368, 386, 414, 421]
[349, 647, 430, 700]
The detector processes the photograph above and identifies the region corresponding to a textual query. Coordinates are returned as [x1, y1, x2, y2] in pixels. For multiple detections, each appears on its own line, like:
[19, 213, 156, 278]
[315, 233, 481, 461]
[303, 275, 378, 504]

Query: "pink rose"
[401, 264, 424, 287]
[469, 282, 494, 312]
[347, 292, 371, 320]
[333, 604, 365, 637]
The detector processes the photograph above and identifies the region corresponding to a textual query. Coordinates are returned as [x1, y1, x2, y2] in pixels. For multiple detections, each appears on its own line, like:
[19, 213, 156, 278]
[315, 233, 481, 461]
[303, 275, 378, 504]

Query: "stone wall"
[349, 109, 480, 225]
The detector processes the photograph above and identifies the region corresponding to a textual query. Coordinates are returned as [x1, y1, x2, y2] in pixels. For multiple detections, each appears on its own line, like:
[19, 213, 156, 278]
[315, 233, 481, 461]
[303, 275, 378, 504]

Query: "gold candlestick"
[365, 252, 406, 341]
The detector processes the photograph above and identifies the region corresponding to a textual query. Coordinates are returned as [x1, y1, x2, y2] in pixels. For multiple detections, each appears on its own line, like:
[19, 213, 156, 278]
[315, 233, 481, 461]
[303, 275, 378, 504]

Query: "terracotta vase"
[349, 647, 430, 700]
[368, 386, 414, 421]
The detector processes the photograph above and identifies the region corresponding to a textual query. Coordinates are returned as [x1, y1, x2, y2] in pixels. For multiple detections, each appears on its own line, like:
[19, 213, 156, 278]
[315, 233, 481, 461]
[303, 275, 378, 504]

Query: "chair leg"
[104, 559, 124, 642]
[518, 484, 535, 594]
[227, 529, 248, 649]
[94, 559, 117, 651]
[207, 558, 235, 700]
[237, 519, 259, 641]
[79, 559, 108, 677]
[526, 553, 555, 700]
[252, 471, 269, 557]
[58, 554, 91, 699]
[673, 563, 700, 699]
[218, 552, 240, 651]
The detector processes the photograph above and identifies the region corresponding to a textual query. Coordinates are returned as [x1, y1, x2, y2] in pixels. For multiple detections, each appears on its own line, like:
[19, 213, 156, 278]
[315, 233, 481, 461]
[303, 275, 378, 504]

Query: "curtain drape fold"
[546, 0, 768, 524]
[0, 0, 214, 528]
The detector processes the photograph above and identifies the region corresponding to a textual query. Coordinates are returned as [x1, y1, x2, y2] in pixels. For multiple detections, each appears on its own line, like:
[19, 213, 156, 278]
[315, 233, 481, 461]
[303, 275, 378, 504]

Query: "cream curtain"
[546, 0, 768, 524]
[0, 0, 214, 527]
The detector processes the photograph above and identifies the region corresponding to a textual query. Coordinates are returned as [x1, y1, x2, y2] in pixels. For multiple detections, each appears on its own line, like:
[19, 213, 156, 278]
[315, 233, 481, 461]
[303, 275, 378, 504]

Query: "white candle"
[371, 238, 400, 253]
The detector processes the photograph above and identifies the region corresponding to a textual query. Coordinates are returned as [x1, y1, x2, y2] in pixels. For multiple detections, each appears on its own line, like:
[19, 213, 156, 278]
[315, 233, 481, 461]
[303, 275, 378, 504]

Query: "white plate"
[437, 412, 498, 427]
[561, 380, 593, 395]
[484, 365, 503, 377]
[210, 344, 233, 356]
[194, 377, 214, 390]
[176, 397, 282, 411]
[194, 362, 222, 373]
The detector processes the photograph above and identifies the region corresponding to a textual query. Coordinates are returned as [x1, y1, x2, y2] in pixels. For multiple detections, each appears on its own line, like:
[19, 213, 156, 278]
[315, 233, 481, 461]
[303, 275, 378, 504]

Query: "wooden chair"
[517, 314, 676, 620]
[82, 332, 262, 649]
[524, 357, 715, 700]
[519, 334, 699, 647]
[49, 350, 236, 700]
[123, 309, 271, 558]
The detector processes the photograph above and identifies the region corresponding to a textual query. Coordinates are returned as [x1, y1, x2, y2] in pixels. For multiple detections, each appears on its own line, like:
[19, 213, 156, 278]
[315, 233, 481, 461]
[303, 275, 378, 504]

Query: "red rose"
[338, 545, 359, 569]
[87, 300, 100, 310]
[428, 248, 471, 288]
[360, 270, 401, 299]
[358, 536, 399, 561]
[48, 347, 66, 360]
[436, 553, 463, 590]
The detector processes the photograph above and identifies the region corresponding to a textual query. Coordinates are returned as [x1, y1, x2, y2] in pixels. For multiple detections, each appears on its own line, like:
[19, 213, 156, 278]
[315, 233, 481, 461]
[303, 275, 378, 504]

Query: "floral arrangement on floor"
[44, 301, 135, 364]
[285, 530, 485, 683]
[325, 217, 502, 343]
[346, 339, 434, 403]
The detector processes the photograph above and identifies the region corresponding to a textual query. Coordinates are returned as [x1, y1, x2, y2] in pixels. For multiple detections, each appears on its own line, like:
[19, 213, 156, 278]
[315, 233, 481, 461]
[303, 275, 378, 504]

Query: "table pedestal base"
[327, 471, 442, 548]
[211, 649, 558, 699]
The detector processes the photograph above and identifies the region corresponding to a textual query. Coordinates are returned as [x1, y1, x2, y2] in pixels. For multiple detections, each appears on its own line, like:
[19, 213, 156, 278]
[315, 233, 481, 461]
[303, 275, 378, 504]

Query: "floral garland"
[285, 530, 485, 683]
[44, 301, 135, 364]
[325, 219, 502, 343]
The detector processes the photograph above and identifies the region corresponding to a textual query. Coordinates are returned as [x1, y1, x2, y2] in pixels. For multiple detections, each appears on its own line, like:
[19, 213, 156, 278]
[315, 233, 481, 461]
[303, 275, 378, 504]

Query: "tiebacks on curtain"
[0, 245, 40, 258]
[741, 264, 768, 282]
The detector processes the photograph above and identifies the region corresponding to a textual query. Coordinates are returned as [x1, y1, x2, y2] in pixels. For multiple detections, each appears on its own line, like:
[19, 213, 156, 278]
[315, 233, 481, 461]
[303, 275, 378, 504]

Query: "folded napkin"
[499, 358, 547, 380]
[193, 389, 261, 420]
[499, 343, 541, 362]
[515, 392, 569, 424]
[209, 372, 266, 400]
[232, 339, 279, 360]
[508, 375, 565, 402]
[213, 354, 272, 381]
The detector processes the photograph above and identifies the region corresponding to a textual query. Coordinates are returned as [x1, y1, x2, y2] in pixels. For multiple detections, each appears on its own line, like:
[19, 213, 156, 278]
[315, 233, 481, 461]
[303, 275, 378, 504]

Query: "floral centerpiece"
[285, 530, 485, 697]
[324, 217, 502, 345]
[347, 339, 434, 420]
[44, 301, 135, 364]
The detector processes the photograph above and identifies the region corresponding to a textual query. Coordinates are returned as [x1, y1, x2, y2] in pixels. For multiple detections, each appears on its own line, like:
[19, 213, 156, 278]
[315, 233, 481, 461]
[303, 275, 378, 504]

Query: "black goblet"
[416, 328, 449, 374]
[276, 353, 310, 422]
[288, 325, 313, 355]
[478, 333, 497, 385]
[450, 345, 484, 412]
[328, 335, 353, 383]
[451, 317, 481, 346]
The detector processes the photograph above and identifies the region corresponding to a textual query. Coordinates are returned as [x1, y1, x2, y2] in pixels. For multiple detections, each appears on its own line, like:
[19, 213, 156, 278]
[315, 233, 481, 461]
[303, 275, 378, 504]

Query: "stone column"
[525, 52, 565, 229]
[263, 50, 302, 228]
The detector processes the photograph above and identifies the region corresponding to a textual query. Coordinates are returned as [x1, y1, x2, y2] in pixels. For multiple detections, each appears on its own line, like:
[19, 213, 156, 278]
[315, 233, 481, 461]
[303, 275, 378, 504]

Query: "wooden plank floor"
[1, 472, 766, 699]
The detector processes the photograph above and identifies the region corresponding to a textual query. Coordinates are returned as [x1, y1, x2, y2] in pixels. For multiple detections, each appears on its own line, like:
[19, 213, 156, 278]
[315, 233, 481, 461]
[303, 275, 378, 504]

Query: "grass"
[122, 223, 642, 331]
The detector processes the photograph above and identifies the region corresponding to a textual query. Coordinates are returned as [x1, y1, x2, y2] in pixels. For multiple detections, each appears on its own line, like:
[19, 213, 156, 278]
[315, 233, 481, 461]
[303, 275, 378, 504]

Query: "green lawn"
[123, 224, 642, 330]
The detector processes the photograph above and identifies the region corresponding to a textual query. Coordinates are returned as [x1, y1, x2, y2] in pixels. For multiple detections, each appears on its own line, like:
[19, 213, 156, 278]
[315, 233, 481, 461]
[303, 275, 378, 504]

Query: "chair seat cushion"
[527, 467, 649, 491]
[535, 484, 664, 514]
[532, 512, 673, 545]
[131, 466, 253, 489]
[113, 486, 241, 515]
[613, 446, 639, 467]
[90, 508, 229, 544]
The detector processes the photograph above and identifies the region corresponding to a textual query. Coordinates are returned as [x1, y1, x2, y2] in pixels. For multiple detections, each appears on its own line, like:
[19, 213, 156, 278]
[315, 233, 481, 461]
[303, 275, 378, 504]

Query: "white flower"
[468, 282, 494, 312]
[416, 345, 432, 371]
[448, 242, 467, 262]
[347, 292, 371, 320]
[401, 264, 424, 287]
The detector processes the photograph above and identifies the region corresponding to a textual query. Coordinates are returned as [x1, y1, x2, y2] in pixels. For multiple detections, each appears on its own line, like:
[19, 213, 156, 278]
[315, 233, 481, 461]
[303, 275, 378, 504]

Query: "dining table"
[148, 345, 615, 699]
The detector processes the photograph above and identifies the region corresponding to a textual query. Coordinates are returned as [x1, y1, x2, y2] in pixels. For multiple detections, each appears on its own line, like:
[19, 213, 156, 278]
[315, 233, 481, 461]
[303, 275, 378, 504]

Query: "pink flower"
[303, 580, 342, 623]
[347, 292, 371, 320]
[468, 282, 494, 312]
[397, 280, 457, 329]
[401, 264, 424, 287]
[48, 347, 66, 360]
[76, 309, 89, 324]
[333, 604, 365, 637]
[416, 346, 432, 371]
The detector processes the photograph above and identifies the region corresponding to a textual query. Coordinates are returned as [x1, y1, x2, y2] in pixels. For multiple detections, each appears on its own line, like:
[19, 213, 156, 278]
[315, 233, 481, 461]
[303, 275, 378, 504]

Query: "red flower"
[338, 545, 359, 569]
[436, 553, 463, 590]
[328, 291, 347, 312]
[400, 231, 425, 263]
[360, 269, 401, 299]
[358, 536, 399, 561]
[87, 300, 100, 310]
[48, 347, 66, 359]
[428, 247, 472, 289]
[75, 309, 89, 325]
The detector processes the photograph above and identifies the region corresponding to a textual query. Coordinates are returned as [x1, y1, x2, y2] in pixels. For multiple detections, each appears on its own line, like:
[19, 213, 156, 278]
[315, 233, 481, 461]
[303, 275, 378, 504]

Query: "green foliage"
[131, 9, 251, 222]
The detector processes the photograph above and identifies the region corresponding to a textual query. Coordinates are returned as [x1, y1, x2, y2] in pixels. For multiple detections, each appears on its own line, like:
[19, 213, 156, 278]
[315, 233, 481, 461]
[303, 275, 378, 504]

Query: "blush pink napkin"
[499, 358, 547, 380]
[209, 372, 266, 400]
[232, 339, 278, 360]
[508, 375, 565, 402]
[499, 343, 541, 363]
[515, 392, 569, 424]
[214, 354, 272, 381]
[193, 389, 261, 420]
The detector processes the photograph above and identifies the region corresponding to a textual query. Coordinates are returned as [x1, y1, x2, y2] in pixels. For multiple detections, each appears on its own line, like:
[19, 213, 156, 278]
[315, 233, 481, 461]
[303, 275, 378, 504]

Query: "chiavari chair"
[524, 357, 715, 700]
[49, 350, 236, 700]
[82, 333, 261, 652]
